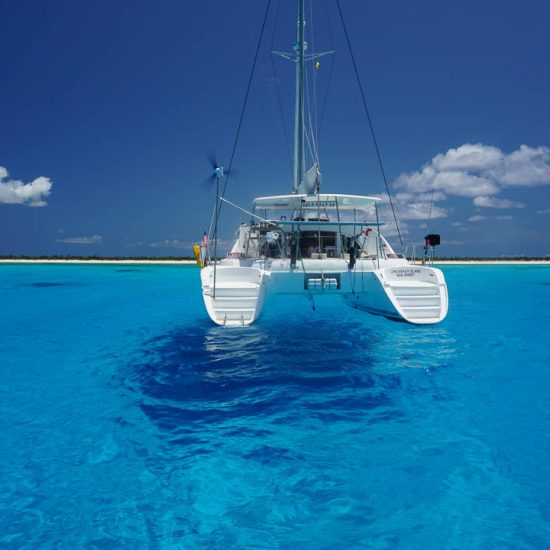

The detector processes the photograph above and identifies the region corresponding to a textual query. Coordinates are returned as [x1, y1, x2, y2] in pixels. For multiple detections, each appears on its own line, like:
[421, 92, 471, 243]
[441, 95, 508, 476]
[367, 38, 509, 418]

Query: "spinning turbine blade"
[200, 173, 216, 189]
[206, 150, 219, 170]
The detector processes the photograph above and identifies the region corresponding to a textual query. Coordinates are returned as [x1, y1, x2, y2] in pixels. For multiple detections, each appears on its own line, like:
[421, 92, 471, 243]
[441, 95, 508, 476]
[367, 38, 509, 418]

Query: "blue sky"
[1, 0, 549, 257]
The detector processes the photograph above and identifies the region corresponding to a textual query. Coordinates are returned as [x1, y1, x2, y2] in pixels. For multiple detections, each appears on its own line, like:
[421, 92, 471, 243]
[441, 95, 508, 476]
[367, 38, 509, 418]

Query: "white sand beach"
[434, 260, 550, 265]
[1, 259, 548, 265]
[0, 259, 197, 265]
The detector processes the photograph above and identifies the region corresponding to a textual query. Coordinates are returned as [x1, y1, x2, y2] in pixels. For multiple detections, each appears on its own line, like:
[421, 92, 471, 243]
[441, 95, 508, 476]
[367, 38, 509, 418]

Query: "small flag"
[202, 231, 209, 248]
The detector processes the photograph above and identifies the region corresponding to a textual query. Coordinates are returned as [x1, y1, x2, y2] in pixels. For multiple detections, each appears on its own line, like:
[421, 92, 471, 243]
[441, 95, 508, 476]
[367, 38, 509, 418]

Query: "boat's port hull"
[200, 266, 268, 327]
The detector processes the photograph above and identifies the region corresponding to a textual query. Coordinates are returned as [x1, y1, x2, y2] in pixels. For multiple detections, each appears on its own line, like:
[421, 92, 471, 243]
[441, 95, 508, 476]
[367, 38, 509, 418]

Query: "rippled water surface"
[1, 264, 549, 548]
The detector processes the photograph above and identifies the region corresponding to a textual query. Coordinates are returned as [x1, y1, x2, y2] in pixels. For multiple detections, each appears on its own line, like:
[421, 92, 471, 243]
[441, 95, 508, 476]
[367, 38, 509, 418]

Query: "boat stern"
[378, 265, 449, 324]
[200, 265, 268, 326]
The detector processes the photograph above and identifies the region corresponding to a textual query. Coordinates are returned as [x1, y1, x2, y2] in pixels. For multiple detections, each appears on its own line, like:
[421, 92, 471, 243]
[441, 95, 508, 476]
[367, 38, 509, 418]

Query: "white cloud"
[499, 145, 550, 187]
[468, 215, 513, 222]
[434, 171, 499, 197]
[377, 191, 448, 223]
[378, 221, 409, 239]
[432, 143, 504, 172]
[395, 191, 447, 202]
[400, 202, 448, 220]
[473, 196, 524, 208]
[0, 165, 52, 207]
[442, 240, 465, 246]
[57, 235, 102, 244]
[538, 208, 550, 215]
[144, 237, 235, 252]
[393, 158, 500, 197]
[393, 144, 550, 213]
[148, 239, 191, 249]
[449, 222, 470, 232]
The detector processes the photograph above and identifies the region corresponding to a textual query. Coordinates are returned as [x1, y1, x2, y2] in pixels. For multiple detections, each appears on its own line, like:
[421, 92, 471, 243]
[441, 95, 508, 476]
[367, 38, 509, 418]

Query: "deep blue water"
[1, 264, 550, 548]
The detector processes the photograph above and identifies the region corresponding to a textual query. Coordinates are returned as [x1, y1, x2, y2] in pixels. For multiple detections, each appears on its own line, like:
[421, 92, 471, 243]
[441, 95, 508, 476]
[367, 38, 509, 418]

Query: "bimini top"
[253, 193, 380, 211]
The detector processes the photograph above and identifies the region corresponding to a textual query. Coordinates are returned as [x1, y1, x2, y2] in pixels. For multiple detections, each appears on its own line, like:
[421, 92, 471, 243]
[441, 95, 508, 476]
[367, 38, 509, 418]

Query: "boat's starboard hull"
[346, 265, 448, 324]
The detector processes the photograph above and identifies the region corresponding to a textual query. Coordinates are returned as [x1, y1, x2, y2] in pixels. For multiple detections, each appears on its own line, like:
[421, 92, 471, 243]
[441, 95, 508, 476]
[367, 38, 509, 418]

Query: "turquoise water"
[1, 264, 549, 548]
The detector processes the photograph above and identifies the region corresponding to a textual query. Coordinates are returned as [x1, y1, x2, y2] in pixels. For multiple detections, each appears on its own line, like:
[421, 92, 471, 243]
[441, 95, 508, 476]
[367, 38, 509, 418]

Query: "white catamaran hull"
[196, 1, 451, 328]
[200, 259, 448, 327]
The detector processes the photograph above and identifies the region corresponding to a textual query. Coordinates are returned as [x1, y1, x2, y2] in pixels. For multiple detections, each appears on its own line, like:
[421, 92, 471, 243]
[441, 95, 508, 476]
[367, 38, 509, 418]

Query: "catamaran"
[194, 0, 448, 327]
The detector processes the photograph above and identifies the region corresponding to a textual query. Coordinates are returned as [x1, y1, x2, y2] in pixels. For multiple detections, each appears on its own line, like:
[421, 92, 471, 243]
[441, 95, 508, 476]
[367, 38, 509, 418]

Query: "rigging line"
[219, 0, 272, 208]
[219, 196, 279, 227]
[297, 247, 316, 310]
[270, 0, 293, 176]
[308, 76, 320, 165]
[244, 204, 256, 257]
[269, 0, 279, 49]
[426, 185, 435, 234]
[336, 0, 404, 248]
[318, 0, 335, 139]
[207, 198, 216, 254]
[303, 65, 318, 165]
[303, 63, 317, 166]
[304, 59, 320, 166]
[303, 114, 317, 165]
[317, 53, 335, 140]
[270, 54, 293, 175]
[309, 0, 320, 161]
[309, 113, 319, 166]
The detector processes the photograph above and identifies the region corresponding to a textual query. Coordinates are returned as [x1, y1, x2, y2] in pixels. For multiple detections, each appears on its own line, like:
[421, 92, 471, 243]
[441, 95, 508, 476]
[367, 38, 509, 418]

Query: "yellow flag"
[315, 61, 320, 71]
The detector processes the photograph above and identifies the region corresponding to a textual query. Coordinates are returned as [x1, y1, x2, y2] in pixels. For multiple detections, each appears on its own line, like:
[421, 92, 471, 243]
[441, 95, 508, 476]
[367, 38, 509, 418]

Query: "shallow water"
[1, 264, 549, 548]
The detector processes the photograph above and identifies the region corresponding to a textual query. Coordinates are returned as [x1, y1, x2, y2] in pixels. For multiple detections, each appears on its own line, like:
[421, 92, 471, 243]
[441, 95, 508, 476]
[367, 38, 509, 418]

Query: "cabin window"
[298, 231, 336, 258]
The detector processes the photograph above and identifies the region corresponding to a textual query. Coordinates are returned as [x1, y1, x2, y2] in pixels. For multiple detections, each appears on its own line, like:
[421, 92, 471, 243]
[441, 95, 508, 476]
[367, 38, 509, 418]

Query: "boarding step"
[212, 297, 259, 309]
[214, 281, 260, 289]
[400, 305, 441, 310]
[215, 307, 256, 316]
[214, 308, 256, 326]
[387, 281, 443, 320]
[204, 283, 261, 298]
[393, 295, 441, 307]
[307, 277, 338, 290]
[390, 284, 440, 297]
[399, 305, 441, 319]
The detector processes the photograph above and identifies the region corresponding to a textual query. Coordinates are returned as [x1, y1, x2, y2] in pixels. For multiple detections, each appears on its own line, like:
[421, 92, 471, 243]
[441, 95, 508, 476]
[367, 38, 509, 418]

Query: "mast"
[292, 0, 305, 194]
[272, 0, 331, 193]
